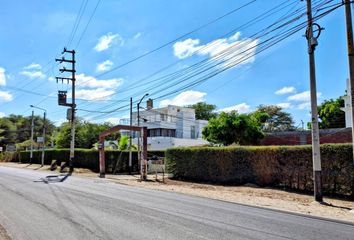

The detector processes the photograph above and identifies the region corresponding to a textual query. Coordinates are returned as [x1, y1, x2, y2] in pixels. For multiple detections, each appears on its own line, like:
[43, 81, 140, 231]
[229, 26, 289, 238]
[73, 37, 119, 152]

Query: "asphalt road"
[0, 166, 353, 240]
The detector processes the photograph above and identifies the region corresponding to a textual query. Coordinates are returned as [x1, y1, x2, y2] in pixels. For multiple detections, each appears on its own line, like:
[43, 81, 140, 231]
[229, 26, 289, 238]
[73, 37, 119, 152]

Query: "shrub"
[165, 144, 354, 197]
[8, 149, 165, 173]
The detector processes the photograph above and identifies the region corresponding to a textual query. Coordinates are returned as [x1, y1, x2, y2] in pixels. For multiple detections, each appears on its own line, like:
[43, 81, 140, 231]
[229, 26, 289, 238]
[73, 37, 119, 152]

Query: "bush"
[165, 144, 354, 197]
[8, 149, 165, 173]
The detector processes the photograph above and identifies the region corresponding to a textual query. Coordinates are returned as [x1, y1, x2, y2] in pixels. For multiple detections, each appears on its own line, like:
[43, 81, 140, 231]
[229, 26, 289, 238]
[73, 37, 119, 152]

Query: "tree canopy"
[202, 111, 264, 145]
[317, 97, 345, 129]
[187, 102, 218, 120]
[252, 105, 295, 132]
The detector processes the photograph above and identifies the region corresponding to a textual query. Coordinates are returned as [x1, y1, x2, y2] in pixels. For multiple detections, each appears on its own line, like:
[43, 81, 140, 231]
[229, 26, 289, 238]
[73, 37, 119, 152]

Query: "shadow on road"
[34, 172, 71, 184]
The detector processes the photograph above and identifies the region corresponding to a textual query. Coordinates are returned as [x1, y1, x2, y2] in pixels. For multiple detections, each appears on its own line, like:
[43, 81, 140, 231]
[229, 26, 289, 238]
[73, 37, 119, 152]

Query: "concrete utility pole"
[344, 0, 354, 164]
[56, 48, 76, 172]
[137, 93, 149, 180]
[129, 97, 133, 174]
[30, 105, 46, 167]
[30, 110, 34, 164]
[306, 0, 323, 202]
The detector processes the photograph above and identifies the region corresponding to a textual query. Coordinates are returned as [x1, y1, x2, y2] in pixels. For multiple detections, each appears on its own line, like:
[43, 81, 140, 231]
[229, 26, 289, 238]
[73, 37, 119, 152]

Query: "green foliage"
[118, 135, 129, 150]
[0, 114, 55, 146]
[253, 105, 295, 132]
[6, 149, 165, 173]
[187, 102, 218, 120]
[55, 120, 119, 149]
[202, 111, 264, 145]
[317, 98, 345, 129]
[165, 144, 354, 197]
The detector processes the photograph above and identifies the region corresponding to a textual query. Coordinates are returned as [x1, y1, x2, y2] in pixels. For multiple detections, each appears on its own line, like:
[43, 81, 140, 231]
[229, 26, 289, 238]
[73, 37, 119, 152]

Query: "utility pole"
[30, 110, 34, 164]
[56, 48, 76, 173]
[42, 110, 46, 167]
[129, 97, 133, 174]
[306, 0, 323, 202]
[30, 105, 46, 167]
[137, 93, 149, 180]
[344, 0, 354, 164]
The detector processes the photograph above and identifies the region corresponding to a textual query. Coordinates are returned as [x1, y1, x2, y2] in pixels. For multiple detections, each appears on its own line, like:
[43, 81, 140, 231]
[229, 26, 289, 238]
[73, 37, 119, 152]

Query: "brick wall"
[261, 128, 352, 145]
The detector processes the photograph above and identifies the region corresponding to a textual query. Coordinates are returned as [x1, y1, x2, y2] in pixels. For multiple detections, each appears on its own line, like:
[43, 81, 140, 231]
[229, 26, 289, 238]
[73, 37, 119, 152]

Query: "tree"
[187, 102, 218, 120]
[202, 111, 264, 145]
[317, 97, 345, 129]
[253, 105, 295, 132]
[55, 120, 120, 149]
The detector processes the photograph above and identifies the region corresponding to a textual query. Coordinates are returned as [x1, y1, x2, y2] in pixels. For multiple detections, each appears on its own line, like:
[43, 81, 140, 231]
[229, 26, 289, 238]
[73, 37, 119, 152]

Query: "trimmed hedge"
[165, 144, 354, 197]
[5, 149, 165, 173]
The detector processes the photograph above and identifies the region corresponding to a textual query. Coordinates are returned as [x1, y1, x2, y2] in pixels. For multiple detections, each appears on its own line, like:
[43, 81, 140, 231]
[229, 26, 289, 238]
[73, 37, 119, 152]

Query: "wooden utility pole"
[56, 48, 76, 172]
[306, 0, 323, 202]
[344, 0, 354, 164]
[129, 97, 133, 174]
[30, 110, 34, 164]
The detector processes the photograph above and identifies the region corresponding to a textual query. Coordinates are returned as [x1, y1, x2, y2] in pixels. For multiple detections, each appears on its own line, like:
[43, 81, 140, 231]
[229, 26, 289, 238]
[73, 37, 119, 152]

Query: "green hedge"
[6, 149, 165, 173]
[165, 144, 354, 197]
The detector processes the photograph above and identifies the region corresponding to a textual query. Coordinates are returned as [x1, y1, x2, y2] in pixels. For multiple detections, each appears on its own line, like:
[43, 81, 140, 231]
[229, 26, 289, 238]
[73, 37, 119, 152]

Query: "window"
[191, 126, 196, 139]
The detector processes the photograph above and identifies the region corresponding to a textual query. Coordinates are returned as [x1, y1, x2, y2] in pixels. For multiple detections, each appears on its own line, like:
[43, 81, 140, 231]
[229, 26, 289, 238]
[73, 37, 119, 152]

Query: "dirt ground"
[1, 162, 354, 223]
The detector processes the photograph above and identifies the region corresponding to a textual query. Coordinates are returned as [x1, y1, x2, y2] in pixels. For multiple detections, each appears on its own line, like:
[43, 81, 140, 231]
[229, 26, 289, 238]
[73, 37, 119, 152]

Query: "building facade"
[120, 105, 209, 150]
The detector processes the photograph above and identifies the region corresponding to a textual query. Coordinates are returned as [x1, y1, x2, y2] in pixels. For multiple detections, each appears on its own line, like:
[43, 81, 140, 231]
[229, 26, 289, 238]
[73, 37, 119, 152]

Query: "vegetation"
[165, 144, 354, 197]
[187, 102, 218, 120]
[252, 105, 295, 132]
[0, 114, 55, 148]
[202, 111, 264, 145]
[317, 97, 345, 129]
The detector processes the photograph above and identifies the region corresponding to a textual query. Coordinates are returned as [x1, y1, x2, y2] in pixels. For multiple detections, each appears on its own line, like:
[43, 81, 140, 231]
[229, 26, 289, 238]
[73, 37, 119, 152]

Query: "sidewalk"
[1, 162, 354, 223]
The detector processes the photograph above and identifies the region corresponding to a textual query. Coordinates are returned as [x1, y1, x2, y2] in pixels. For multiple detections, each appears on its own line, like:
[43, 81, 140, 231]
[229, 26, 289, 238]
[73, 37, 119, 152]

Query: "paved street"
[0, 166, 353, 240]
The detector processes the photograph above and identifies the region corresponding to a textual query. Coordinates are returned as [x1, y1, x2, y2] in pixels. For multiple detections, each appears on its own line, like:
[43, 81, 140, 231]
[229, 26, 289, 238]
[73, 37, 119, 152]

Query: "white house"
[341, 78, 352, 127]
[120, 104, 209, 150]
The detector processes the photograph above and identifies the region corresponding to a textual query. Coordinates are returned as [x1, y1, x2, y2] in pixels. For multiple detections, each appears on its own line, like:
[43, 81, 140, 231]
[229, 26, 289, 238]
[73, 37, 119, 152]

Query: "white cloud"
[173, 39, 201, 59]
[218, 103, 251, 114]
[275, 86, 296, 95]
[24, 63, 41, 70]
[0, 112, 5, 118]
[276, 102, 292, 109]
[106, 117, 121, 125]
[96, 60, 114, 72]
[94, 32, 123, 52]
[76, 73, 123, 89]
[0, 91, 13, 102]
[76, 88, 115, 101]
[173, 32, 259, 69]
[287, 91, 322, 110]
[48, 77, 55, 82]
[297, 102, 311, 110]
[159, 90, 206, 107]
[133, 32, 141, 39]
[0, 67, 6, 86]
[287, 91, 322, 102]
[20, 70, 46, 79]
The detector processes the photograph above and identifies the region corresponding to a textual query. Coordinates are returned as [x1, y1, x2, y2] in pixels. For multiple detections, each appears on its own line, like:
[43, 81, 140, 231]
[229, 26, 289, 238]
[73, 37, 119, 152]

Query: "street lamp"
[30, 105, 46, 167]
[137, 93, 149, 180]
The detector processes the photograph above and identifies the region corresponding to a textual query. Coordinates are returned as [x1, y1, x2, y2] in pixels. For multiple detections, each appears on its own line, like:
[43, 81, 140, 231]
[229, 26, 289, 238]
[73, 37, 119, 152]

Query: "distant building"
[341, 78, 352, 128]
[120, 105, 209, 150]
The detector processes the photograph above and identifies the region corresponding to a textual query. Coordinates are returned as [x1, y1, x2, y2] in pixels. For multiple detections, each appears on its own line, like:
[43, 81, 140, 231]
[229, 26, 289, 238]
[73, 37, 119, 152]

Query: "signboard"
[6, 144, 16, 152]
[37, 137, 44, 143]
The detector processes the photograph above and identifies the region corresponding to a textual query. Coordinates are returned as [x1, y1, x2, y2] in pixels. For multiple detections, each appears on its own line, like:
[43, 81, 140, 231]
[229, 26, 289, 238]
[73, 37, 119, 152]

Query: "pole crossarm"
[59, 67, 76, 73]
[55, 57, 75, 64]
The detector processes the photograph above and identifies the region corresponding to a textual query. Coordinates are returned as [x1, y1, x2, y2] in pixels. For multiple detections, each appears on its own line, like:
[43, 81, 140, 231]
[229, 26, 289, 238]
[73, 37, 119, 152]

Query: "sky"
[0, 0, 351, 128]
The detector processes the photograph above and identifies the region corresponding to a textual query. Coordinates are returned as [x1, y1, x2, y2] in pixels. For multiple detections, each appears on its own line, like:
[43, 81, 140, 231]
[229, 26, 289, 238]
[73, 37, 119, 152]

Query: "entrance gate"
[98, 125, 148, 179]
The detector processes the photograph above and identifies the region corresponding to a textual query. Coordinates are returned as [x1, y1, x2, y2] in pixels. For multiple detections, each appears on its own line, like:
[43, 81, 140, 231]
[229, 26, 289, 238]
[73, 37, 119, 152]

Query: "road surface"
[0, 166, 353, 240]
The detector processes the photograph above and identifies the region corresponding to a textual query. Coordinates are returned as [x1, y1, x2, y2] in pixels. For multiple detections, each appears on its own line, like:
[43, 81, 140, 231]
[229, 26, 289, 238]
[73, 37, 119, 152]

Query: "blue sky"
[0, 0, 350, 127]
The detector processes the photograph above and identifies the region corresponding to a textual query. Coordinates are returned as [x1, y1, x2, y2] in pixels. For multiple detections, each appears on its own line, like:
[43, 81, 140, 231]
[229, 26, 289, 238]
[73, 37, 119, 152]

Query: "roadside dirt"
[0, 223, 11, 240]
[1, 162, 354, 223]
